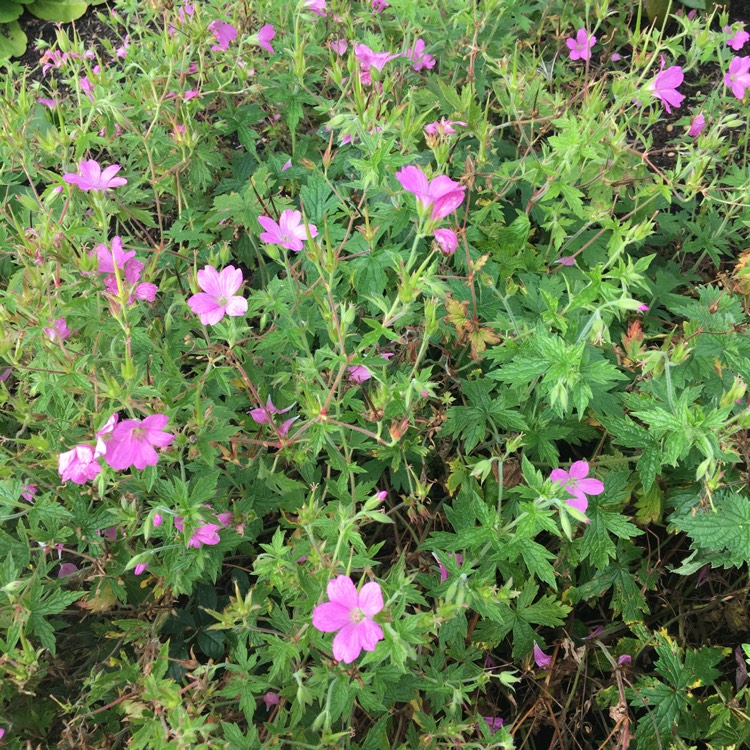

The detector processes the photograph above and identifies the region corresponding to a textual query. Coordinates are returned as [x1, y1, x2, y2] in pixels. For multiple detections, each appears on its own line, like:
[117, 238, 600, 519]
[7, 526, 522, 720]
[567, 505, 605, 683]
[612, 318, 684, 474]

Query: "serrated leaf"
[299, 173, 339, 224]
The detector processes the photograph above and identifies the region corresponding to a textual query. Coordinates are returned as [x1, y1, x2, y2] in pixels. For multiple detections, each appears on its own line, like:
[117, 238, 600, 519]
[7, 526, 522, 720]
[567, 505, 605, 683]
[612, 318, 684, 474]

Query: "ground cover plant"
[3, 0, 750, 746]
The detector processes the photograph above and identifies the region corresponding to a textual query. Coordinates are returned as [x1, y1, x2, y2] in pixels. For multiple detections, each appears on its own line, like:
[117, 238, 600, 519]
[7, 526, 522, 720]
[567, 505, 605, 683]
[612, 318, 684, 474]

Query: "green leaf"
[299, 173, 339, 224]
[0, 20, 26, 59]
[27, 0, 88, 22]
[0, 4, 23, 22]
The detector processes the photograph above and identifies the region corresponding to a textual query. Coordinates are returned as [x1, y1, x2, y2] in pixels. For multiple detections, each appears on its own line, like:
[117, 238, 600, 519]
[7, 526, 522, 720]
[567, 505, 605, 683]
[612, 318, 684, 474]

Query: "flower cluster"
[95, 236, 158, 307]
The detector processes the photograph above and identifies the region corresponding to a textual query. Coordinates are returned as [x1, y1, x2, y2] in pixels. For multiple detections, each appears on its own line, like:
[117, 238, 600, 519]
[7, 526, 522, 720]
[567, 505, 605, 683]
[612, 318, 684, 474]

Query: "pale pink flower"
[134, 562, 149, 575]
[424, 118, 467, 136]
[94, 413, 119, 458]
[533, 643, 552, 668]
[263, 692, 280, 709]
[104, 414, 174, 471]
[281, 159, 293, 171]
[250, 397, 294, 425]
[371, 0, 389, 11]
[549, 460, 604, 514]
[258, 210, 318, 252]
[175, 516, 222, 548]
[406, 38, 435, 71]
[188, 265, 248, 325]
[63, 159, 127, 192]
[79, 77, 95, 102]
[433, 552, 463, 582]
[43, 318, 71, 342]
[610, 52, 622, 62]
[648, 58, 684, 113]
[115, 35, 129, 58]
[688, 113, 705, 137]
[484, 716, 504, 734]
[58, 562, 78, 578]
[329, 38, 348, 55]
[566, 28, 596, 61]
[58, 444, 101, 484]
[312, 575, 384, 663]
[433, 228, 458, 255]
[256, 24, 275, 54]
[304, 0, 327, 16]
[725, 56, 750, 99]
[395, 165, 466, 221]
[209, 20, 238, 51]
[21, 483, 37, 502]
[0, 727, 5, 739]
[348, 365, 372, 384]
[725, 23, 750, 51]
[168, 3, 194, 34]
[556, 256, 576, 266]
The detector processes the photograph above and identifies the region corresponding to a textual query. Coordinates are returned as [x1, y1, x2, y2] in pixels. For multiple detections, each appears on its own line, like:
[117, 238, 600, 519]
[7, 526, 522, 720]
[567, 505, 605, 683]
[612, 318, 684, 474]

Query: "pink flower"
[43, 318, 71, 342]
[566, 28, 596, 61]
[618, 654, 632, 666]
[304, 0, 327, 16]
[424, 118, 467, 136]
[312, 575, 384, 663]
[648, 58, 684, 113]
[104, 414, 175, 471]
[134, 562, 149, 575]
[188, 265, 248, 325]
[533, 643, 552, 668]
[329, 38, 348, 55]
[371, 0, 389, 11]
[250, 396, 294, 425]
[115, 36, 129, 58]
[58, 444, 101, 484]
[184, 89, 200, 101]
[38, 97, 58, 108]
[433, 228, 458, 254]
[40, 49, 66, 75]
[610, 52, 622, 62]
[348, 365, 372, 384]
[58, 562, 78, 578]
[94, 413, 119, 458]
[725, 56, 750, 99]
[175, 516, 222, 548]
[433, 552, 463, 582]
[263, 691, 280, 709]
[549, 460, 604, 514]
[395, 165, 466, 221]
[484, 716, 504, 734]
[100, 526, 118, 541]
[258, 209, 318, 252]
[63, 159, 127, 192]
[281, 159, 292, 171]
[103, 258, 158, 306]
[96, 236, 135, 273]
[209, 20, 238, 51]
[556, 255, 576, 266]
[21, 483, 37, 502]
[153, 513, 163, 527]
[688, 112, 705, 137]
[169, 3, 195, 33]
[406, 38, 435, 71]
[725, 23, 750, 51]
[354, 44, 400, 84]
[256, 24, 275, 54]
[637, 303, 649, 312]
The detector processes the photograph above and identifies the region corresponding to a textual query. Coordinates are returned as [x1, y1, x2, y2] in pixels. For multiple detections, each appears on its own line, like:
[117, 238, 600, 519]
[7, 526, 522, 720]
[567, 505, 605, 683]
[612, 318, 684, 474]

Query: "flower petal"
[327, 575, 358, 607]
[312, 601, 351, 632]
[358, 581, 384, 616]
[332, 623, 363, 663]
[356, 618, 384, 652]
[568, 461, 590, 480]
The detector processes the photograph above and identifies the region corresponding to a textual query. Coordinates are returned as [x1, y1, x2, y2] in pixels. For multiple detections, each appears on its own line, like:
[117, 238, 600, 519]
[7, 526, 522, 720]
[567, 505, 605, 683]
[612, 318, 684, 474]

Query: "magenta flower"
[329, 38, 348, 55]
[43, 318, 71, 342]
[648, 58, 684, 113]
[637, 303, 649, 312]
[688, 113, 705, 137]
[348, 365, 372, 384]
[104, 415, 174, 471]
[484, 716, 504, 734]
[395, 165, 466, 221]
[256, 24, 275, 54]
[188, 265, 247, 325]
[424, 118, 467, 136]
[433, 228, 458, 255]
[94, 413, 119, 458]
[38, 97, 58, 108]
[533, 643, 552, 668]
[725, 23, 750, 51]
[63, 159, 127, 192]
[96, 236, 135, 273]
[263, 691, 280, 709]
[566, 28, 596, 61]
[58, 562, 78, 578]
[58, 444, 101, 484]
[134, 562, 149, 575]
[115, 36, 129, 59]
[103, 259, 158, 306]
[258, 209, 318, 252]
[175, 516, 222, 548]
[312, 575, 384, 663]
[406, 38, 435, 71]
[304, 0, 327, 16]
[433, 552, 463, 582]
[209, 20, 238, 51]
[618, 654, 632, 666]
[725, 56, 750, 99]
[281, 159, 292, 171]
[550, 460, 604, 514]
[556, 255, 576, 266]
[21, 483, 37, 502]
[250, 396, 294, 425]
[371, 0, 389, 10]
[153, 513, 163, 527]
[354, 44, 401, 82]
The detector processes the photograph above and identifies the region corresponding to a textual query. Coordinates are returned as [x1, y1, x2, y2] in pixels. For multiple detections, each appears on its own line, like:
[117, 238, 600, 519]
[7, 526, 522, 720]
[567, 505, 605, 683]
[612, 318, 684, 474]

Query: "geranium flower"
[533, 643, 552, 668]
[188, 265, 248, 325]
[43, 318, 71, 342]
[433, 228, 458, 254]
[174, 516, 222, 548]
[725, 56, 750, 99]
[395, 165, 466, 221]
[648, 57, 684, 113]
[209, 20, 238, 51]
[304, 0, 327, 16]
[725, 23, 750, 51]
[329, 38, 348, 55]
[484, 716, 504, 734]
[688, 112, 705, 137]
[63, 159, 127, 192]
[134, 562, 148, 575]
[556, 255, 576, 266]
[104, 415, 174, 471]
[94, 413, 119, 458]
[58, 444, 101, 484]
[550, 460, 604, 514]
[95, 236, 135, 273]
[406, 38, 435, 71]
[58, 562, 78, 578]
[433, 552, 463, 582]
[250, 397, 294, 425]
[566, 28, 596, 61]
[312, 575, 384, 663]
[115, 36, 129, 59]
[104, 259, 158, 305]
[424, 118, 467, 136]
[258, 210, 318, 252]
[256, 24, 275, 54]
[263, 692, 280, 709]
[348, 365, 372, 383]
[21, 483, 37, 502]
[371, 0, 389, 11]
[354, 43, 400, 83]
